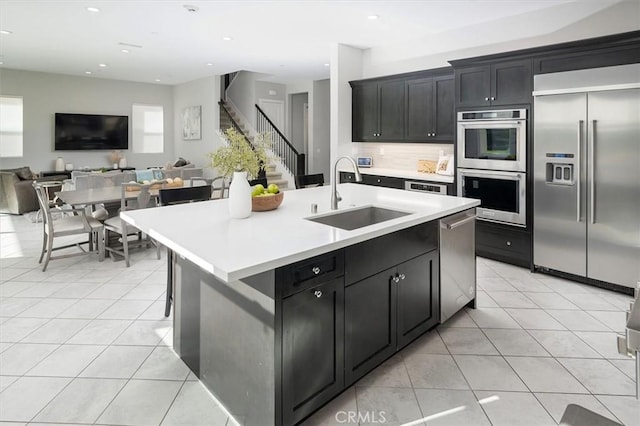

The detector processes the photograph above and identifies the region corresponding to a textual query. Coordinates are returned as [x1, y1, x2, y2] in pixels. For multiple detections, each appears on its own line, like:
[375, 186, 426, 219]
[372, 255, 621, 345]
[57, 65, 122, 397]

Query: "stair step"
[268, 178, 288, 189]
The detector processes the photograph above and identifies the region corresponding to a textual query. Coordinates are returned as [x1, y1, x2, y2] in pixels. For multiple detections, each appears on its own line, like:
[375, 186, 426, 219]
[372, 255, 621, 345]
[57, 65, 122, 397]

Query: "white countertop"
[121, 184, 478, 283]
[339, 167, 454, 183]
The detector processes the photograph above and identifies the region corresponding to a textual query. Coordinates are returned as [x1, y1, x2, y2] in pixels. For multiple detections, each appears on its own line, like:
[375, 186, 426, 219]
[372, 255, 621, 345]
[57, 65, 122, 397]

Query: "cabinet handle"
[484, 97, 490, 101]
[391, 274, 400, 283]
[491, 96, 496, 101]
[312, 266, 321, 275]
[314, 290, 322, 298]
[432, 133, 436, 137]
[377, 179, 381, 183]
[506, 241, 512, 246]
[399, 273, 406, 280]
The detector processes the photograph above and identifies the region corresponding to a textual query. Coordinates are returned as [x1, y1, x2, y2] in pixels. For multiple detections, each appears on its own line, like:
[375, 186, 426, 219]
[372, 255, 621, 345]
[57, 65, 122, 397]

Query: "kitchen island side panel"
[175, 256, 277, 426]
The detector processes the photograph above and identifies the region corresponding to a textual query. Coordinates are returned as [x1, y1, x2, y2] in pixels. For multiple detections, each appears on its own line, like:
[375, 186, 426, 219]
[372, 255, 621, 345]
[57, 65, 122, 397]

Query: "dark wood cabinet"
[396, 251, 439, 349]
[476, 221, 531, 268]
[455, 59, 532, 108]
[339, 171, 404, 189]
[281, 277, 344, 425]
[345, 251, 439, 385]
[406, 75, 454, 142]
[352, 79, 404, 142]
[345, 266, 396, 385]
[352, 83, 378, 142]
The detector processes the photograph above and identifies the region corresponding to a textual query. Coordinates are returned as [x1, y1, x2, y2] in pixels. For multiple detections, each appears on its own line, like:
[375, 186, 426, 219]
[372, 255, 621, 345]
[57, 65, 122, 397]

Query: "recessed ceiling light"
[183, 5, 199, 13]
[222, 36, 232, 41]
[155, 79, 161, 82]
[367, 15, 379, 20]
[121, 49, 130, 53]
[85, 71, 92, 74]
[98, 63, 107, 68]
[0, 30, 12, 35]
[87, 7, 100, 13]
[206, 63, 213, 66]
[324, 63, 330, 67]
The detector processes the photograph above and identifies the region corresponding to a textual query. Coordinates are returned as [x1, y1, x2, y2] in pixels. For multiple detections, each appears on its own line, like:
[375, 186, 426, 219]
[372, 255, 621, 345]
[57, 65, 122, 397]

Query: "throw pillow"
[13, 166, 34, 180]
[173, 157, 188, 167]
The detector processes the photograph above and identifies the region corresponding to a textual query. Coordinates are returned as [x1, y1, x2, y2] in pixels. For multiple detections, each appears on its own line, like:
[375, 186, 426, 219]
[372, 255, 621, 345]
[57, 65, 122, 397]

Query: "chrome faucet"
[331, 156, 362, 210]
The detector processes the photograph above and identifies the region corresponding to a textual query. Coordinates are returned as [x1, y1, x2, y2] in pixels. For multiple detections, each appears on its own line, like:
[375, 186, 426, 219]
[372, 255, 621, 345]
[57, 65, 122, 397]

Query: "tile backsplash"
[351, 142, 454, 171]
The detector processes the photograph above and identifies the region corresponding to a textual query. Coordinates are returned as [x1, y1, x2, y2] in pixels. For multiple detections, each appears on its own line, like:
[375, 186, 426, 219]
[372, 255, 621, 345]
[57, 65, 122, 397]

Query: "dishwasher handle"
[441, 214, 476, 230]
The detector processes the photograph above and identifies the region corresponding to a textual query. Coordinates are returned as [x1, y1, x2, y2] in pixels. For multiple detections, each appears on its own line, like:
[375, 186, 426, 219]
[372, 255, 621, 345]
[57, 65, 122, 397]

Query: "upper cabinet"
[455, 59, 532, 108]
[351, 68, 454, 143]
[352, 79, 405, 142]
[405, 75, 454, 142]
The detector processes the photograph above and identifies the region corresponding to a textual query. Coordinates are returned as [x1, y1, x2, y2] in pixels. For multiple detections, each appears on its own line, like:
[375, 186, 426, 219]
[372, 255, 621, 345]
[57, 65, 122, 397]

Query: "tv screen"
[55, 113, 128, 150]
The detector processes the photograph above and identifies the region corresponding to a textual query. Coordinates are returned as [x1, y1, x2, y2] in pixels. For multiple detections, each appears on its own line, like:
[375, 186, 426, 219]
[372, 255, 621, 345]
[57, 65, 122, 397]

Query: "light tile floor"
[1, 214, 638, 425]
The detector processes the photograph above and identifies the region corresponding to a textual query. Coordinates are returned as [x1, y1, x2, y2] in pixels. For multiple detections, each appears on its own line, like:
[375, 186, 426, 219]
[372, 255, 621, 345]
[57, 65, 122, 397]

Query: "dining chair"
[33, 180, 64, 223]
[249, 177, 268, 187]
[158, 185, 213, 317]
[103, 182, 161, 267]
[294, 173, 325, 189]
[33, 181, 104, 271]
[158, 185, 212, 205]
[189, 176, 227, 199]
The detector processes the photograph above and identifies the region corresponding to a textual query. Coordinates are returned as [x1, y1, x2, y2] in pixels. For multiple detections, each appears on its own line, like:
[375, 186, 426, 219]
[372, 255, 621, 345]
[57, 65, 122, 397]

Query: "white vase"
[119, 157, 127, 169]
[228, 171, 251, 219]
[55, 157, 64, 172]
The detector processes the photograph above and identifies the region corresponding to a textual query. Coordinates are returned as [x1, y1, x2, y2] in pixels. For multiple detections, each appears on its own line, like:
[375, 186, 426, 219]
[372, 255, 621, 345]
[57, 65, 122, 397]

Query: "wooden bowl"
[252, 192, 284, 212]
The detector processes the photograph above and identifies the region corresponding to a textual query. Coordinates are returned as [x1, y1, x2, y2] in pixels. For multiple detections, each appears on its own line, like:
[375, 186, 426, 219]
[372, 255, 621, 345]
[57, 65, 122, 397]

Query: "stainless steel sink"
[306, 206, 411, 230]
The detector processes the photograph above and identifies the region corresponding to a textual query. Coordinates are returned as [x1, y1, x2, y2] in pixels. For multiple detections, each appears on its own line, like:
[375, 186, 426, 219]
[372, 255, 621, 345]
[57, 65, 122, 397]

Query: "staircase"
[265, 164, 288, 190]
[219, 100, 289, 190]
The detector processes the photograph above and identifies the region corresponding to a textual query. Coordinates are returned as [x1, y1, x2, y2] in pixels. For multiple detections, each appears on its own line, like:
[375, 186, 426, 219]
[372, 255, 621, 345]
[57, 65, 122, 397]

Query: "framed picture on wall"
[182, 105, 201, 140]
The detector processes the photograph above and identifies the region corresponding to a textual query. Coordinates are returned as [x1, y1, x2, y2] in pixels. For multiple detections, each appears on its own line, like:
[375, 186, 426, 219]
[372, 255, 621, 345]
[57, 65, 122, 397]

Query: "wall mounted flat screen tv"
[55, 113, 129, 150]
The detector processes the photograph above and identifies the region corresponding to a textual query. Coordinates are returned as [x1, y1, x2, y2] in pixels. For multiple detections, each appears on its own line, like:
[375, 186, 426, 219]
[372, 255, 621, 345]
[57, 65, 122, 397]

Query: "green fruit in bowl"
[251, 184, 265, 197]
[267, 183, 279, 194]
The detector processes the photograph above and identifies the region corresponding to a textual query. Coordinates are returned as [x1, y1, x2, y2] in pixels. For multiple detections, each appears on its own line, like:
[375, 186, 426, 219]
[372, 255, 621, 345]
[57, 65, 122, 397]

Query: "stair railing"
[218, 101, 266, 180]
[255, 104, 305, 177]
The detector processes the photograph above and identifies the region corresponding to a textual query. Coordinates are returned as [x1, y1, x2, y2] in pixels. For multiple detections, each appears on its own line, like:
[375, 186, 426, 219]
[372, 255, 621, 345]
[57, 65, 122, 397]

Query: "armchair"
[0, 167, 68, 214]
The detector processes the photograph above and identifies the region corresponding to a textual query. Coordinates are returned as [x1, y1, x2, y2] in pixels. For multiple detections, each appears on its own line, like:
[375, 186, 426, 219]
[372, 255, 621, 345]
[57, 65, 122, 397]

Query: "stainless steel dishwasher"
[439, 209, 477, 323]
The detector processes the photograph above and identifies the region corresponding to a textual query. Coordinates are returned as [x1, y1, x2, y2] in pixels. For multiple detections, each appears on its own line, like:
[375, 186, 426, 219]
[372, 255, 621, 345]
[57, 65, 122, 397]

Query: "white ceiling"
[0, 0, 626, 85]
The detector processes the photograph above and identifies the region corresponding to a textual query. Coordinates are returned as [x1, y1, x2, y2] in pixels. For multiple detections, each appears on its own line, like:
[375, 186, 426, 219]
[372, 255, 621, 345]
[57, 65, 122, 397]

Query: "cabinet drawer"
[362, 174, 405, 189]
[339, 172, 405, 189]
[476, 222, 531, 267]
[277, 250, 345, 298]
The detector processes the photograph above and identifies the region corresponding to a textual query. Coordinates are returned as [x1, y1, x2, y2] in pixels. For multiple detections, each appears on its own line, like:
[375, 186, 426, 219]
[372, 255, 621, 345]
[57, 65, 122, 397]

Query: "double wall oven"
[457, 109, 527, 227]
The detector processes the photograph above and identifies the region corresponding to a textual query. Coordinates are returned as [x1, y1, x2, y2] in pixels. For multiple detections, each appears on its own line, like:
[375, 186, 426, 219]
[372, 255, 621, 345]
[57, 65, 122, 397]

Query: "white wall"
[0, 69, 173, 172]
[330, 44, 363, 184]
[290, 92, 308, 154]
[312, 79, 330, 181]
[172, 75, 224, 178]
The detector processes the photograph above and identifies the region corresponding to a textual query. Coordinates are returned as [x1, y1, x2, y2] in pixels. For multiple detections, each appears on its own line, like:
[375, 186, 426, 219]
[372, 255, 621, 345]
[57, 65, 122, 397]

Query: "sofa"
[0, 167, 69, 214]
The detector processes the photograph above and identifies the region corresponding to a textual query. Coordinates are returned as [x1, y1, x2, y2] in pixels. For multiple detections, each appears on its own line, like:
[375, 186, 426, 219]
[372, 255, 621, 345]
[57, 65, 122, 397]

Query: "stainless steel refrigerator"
[533, 65, 640, 289]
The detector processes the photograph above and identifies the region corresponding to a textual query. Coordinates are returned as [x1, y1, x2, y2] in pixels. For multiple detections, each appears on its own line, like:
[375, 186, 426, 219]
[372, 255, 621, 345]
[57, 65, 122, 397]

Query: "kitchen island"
[121, 183, 479, 426]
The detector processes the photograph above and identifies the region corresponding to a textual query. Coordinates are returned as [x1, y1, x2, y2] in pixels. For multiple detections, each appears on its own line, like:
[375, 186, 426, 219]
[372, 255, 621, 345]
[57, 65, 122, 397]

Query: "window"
[132, 104, 164, 153]
[0, 96, 23, 157]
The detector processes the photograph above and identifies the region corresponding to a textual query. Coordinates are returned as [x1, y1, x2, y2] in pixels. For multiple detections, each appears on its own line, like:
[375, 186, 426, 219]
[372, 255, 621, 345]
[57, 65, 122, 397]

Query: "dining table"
[55, 186, 140, 207]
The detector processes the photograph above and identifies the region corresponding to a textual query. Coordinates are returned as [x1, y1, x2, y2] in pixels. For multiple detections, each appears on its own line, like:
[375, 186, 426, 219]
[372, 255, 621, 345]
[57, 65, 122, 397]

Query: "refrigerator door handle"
[590, 120, 596, 224]
[577, 120, 583, 222]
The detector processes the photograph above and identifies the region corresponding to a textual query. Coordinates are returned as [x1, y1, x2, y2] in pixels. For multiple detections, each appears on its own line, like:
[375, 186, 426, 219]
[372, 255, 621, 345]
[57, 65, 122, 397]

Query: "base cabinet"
[396, 251, 440, 348]
[345, 251, 439, 385]
[476, 221, 531, 268]
[282, 278, 344, 426]
[345, 266, 396, 385]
